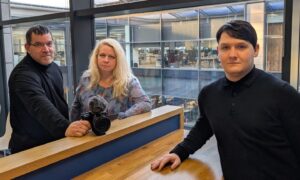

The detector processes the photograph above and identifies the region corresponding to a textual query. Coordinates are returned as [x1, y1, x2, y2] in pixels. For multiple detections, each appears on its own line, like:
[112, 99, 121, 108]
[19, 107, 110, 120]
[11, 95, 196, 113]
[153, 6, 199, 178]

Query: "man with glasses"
[8, 25, 91, 154]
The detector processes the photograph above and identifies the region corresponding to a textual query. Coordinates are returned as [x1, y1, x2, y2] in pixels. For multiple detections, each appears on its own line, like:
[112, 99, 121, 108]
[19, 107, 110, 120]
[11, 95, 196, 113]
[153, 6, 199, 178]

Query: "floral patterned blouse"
[70, 74, 152, 121]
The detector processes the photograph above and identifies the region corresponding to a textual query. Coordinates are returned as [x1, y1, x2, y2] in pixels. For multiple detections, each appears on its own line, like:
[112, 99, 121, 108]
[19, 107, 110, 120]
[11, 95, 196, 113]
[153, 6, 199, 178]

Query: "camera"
[81, 111, 110, 136]
[80, 95, 111, 136]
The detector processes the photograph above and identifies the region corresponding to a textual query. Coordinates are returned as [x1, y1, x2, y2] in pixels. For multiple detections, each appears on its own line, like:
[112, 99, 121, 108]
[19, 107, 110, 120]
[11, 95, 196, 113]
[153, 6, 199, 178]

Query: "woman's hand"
[117, 112, 127, 119]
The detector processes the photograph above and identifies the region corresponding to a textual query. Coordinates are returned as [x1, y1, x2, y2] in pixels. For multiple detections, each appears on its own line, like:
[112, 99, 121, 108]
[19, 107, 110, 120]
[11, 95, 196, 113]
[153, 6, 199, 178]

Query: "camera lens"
[91, 115, 111, 136]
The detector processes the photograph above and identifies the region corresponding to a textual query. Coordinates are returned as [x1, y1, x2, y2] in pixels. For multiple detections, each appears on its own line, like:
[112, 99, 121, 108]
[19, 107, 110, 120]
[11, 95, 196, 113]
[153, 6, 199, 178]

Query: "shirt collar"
[222, 66, 257, 88]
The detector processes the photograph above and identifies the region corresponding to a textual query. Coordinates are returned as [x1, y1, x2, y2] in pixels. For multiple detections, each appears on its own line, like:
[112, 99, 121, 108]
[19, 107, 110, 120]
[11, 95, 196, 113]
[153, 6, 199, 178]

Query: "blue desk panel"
[18, 115, 180, 180]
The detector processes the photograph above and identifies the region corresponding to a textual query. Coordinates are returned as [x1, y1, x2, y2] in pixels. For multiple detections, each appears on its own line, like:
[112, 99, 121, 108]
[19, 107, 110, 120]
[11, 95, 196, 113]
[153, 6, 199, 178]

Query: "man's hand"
[150, 153, 181, 171]
[65, 120, 91, 137]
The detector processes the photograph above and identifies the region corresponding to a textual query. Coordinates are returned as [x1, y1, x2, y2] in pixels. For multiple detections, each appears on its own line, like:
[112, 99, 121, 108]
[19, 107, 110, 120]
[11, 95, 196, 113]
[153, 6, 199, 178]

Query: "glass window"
[162, 10, 198, 40]
[132, 43, 161, 68]
[200, 39, 219, 69]
[107, 17, 128, 43]
[95, 19, 107, 41]
[266, 9, 284, 79]
[265, 22, 283, 72]
[133, 67, 163, 108]
[161, 67, 200, 127]
[92, 0, 285, 128]
[163, 41, 198, 69]
[131, 43, 163, 109]
[162, 40, 200, 127]
[9, 0, 69, 20]
[199, 5, 244, 39]
[130, 14, 160, 42]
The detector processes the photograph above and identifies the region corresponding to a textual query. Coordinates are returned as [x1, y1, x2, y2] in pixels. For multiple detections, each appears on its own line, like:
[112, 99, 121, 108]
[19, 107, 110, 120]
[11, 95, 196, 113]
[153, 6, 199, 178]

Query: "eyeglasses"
[97, 53, 116, 60]
[30, 41, 53, 48]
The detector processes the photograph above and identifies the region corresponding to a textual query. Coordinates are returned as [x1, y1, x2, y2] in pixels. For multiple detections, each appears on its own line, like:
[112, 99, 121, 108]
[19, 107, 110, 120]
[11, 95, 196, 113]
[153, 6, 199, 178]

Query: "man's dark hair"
[26, 25, 52, 44]
[216, 20, 257, 48]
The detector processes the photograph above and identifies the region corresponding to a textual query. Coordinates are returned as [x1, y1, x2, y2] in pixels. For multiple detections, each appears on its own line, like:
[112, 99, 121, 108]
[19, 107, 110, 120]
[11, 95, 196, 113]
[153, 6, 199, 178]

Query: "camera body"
[81, 111, 111, 136]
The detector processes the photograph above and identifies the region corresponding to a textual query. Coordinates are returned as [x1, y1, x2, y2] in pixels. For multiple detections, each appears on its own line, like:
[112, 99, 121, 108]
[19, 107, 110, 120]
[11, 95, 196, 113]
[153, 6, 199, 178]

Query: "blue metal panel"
[17, 115, 180, 180]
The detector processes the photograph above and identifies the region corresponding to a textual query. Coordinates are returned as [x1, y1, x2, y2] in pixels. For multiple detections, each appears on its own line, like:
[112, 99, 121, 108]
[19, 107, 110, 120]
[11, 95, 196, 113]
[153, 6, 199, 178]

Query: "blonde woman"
[71, 38, 151, 121]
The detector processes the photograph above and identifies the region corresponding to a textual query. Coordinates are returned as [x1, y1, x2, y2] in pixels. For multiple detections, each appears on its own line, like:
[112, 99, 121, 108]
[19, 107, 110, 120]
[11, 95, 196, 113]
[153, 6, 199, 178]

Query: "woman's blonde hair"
[86, 38, 133, 98]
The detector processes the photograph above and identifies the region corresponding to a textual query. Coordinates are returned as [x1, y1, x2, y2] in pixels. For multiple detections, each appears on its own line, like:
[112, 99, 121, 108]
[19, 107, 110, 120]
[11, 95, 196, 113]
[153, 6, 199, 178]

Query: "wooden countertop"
[0, 105, 183, 179]
[75, 130, 222, 180]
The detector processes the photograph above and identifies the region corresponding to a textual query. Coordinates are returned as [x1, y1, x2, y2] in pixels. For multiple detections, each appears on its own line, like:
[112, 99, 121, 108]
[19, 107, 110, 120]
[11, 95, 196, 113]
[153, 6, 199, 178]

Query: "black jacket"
[9, 54, 70, 153]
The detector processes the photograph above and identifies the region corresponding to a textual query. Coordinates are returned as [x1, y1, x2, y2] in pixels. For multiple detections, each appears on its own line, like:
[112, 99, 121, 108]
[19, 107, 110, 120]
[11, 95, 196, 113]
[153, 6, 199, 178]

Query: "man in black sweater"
[151, 20, 300, 179]
[8, 25, 91, 154]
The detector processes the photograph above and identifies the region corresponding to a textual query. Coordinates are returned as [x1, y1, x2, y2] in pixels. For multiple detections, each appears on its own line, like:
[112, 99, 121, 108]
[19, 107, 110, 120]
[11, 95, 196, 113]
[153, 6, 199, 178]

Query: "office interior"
[0, 0, 299, 178]
[0, 0, 299, 135]
[1, 0, 299, 141]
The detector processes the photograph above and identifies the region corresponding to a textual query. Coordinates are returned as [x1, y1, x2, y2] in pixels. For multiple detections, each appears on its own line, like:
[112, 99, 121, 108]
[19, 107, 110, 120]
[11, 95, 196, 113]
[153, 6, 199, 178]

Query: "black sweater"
[171, 67, 300, 180]
[9, 54, 70, 153]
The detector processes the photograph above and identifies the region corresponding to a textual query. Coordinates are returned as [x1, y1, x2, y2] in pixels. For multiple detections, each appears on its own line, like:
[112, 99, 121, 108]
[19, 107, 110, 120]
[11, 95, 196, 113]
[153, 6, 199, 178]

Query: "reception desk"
[0, 105, 184, 179]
